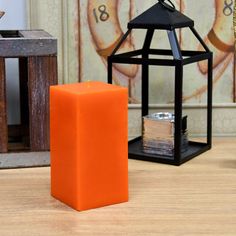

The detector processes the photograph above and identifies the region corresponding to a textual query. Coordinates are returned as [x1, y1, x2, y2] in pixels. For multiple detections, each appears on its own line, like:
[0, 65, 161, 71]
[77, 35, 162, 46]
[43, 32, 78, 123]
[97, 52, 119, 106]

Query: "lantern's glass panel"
[182, 63, 207, 144]
[183, 63, 208, 104]
[149, 66, 175, 104]
[150, 30, 172, 51]
[148, 54, 174, 60]
[128, 107, 142, 141]
[132, 29, 149, 50]
[180, 27, 205, 52]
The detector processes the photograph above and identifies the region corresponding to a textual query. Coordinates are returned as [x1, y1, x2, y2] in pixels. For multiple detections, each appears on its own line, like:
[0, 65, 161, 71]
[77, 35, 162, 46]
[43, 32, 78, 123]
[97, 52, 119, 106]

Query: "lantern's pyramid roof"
[128, 2, 194, 30]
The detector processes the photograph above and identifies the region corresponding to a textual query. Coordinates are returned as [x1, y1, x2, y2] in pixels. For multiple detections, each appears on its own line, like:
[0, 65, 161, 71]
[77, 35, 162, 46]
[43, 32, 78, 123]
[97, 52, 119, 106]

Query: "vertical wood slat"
[0, 57, 7, 153]
[28, 56, 57, 151]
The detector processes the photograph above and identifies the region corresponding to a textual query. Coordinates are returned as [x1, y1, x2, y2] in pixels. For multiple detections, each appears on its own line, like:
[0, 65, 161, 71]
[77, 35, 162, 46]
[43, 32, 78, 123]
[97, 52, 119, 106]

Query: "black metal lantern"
[107, 0, 213, 166]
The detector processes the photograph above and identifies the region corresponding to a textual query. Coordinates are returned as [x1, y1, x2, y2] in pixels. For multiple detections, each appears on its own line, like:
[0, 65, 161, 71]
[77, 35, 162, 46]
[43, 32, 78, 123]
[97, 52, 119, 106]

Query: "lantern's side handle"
[111, 29, 132, 56]
[190, 27, 210, 52]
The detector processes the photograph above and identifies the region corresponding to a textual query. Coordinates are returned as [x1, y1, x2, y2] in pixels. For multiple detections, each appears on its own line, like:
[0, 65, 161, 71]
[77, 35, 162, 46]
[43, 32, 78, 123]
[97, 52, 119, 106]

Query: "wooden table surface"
[0, 138, 236, 236]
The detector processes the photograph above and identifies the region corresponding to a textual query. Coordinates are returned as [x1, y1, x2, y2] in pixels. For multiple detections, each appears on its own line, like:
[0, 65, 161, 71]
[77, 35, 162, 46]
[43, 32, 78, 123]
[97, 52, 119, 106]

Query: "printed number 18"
[93, 5, 110, 23]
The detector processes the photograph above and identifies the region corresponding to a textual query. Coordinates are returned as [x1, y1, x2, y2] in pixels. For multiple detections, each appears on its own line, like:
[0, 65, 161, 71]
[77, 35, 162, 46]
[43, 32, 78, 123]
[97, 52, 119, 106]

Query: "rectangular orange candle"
[50, 81, 128, 211]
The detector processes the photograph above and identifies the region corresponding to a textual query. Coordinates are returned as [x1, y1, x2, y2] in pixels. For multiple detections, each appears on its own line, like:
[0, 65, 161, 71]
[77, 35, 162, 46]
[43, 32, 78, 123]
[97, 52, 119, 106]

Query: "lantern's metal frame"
[108, 26, 212, 166]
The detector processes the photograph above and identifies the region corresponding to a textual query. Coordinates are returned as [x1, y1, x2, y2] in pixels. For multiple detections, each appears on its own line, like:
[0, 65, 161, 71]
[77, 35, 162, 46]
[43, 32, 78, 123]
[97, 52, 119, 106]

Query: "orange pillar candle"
[50, 81, 128, 211]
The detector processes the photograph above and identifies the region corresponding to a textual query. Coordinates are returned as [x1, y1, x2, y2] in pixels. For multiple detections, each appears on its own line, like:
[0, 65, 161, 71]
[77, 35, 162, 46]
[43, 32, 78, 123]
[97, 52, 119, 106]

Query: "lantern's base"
[128, 137, 211, 166]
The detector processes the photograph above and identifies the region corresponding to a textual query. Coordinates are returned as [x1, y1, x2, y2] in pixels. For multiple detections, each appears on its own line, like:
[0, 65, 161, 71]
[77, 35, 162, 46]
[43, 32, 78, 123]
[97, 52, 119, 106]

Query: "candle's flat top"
[51, 81, 127, 95]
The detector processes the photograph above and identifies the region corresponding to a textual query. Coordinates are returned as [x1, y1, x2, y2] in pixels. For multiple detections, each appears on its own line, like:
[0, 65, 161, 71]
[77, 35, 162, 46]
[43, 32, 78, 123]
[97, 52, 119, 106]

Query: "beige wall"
[27, 0, 236, 137]
[28, 0, 79, 84]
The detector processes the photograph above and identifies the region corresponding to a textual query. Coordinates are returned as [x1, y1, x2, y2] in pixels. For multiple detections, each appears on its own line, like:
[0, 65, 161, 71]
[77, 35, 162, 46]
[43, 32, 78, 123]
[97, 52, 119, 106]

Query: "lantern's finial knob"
[158, 0, 176, 12]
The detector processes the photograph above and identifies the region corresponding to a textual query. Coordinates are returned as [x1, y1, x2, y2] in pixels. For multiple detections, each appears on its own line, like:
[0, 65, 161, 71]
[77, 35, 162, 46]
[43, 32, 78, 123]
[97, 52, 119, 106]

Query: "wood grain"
[0, 138, 236, 236]
[0, 57, 7, 153]
[28, 56, 57, 151]
[0, 30, 57, 57]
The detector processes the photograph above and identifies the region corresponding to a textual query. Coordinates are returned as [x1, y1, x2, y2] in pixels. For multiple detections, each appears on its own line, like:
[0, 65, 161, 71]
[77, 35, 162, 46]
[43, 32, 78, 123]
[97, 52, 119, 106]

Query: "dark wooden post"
[28, 56, 57, 151]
